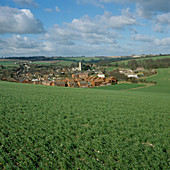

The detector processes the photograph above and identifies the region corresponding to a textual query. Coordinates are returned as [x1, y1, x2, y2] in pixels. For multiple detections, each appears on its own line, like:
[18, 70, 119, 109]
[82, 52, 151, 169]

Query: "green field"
[0, 68, 169, 169]
[111, 55, 170, 65]
[64, 57, 102, 62]
[93, 83, 146, 90]
[134, 68, 170, 93]
[33, 57, 102, 66]
[0, 61, 18, 67]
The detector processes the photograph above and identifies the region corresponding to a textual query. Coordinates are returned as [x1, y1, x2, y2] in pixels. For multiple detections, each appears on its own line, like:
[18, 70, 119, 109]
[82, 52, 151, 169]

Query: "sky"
[0, 0, 170, 57]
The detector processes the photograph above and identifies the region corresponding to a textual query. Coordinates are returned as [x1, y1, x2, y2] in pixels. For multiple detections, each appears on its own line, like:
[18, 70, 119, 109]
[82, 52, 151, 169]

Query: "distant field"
[105, 66, 117, 71]
[33, 61, 59, 65]
[111, 55, 170, 65]
[0, 68, 169, 169]
[93, 83, 146, 90]
[33, 60, 74, 66]
[57, 60, 75, 66]
[33, 57, 103, 66]
[64, 57, 102, 62]
[0, 61, 18, 66]
[138, 55, 170, 61]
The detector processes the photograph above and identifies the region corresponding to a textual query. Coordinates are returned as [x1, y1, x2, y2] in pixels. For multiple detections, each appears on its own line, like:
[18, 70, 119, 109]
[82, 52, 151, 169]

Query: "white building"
[127, 74, 139, 78]
[98, 71, 105, 78]
[72, 62, 82, 71]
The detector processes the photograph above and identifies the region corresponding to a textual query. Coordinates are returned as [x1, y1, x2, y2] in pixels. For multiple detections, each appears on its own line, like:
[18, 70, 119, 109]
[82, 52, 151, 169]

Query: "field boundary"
[120, 83, 155, 91]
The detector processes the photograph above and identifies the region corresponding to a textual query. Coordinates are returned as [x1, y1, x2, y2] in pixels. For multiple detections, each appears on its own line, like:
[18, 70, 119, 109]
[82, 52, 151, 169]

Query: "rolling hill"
[0, 68, 169, 169]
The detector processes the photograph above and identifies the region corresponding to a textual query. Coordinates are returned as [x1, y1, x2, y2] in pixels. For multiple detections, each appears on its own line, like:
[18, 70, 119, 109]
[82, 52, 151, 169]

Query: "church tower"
[79, 62, 82, 71]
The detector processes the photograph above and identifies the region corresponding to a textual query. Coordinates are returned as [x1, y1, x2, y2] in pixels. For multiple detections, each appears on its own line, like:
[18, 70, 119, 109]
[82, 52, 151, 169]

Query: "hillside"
[134, 68, 170, 94]
[0, 68, 169, 169]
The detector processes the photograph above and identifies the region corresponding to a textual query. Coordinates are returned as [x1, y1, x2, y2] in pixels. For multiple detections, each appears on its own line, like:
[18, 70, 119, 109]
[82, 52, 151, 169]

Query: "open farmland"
[93, 83, 147, 91]
[112, 55, 170, 66]
[0, 69, 170, 169]
[32, 57, 103, 66]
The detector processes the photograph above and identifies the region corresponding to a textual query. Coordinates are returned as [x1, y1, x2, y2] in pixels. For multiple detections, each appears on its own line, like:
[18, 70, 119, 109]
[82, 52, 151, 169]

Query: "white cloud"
[37, 11, 138, 56]
[44, 8, 53, 12]
[0, 35, 43, 56]
[7, 35, 38, 49]
[154, 37, 170, 46]
[156, 13, 170, 25]
[43, 12, 130, 46]
[77, 0, 122, 7]
[0, 6, 45, 34]
[55, 6, 60, 12]
[106, 8, 136, 28]
[0, 11, 137, 56]
[153, 24, 164, 33]
[153, 13, 170, 33]
[132, 34, 170, 47]
[132, 34, 153, 42]
[76, 0, 105, 8]
[132, 0, 170, 18]
[14, 0, 38, 7]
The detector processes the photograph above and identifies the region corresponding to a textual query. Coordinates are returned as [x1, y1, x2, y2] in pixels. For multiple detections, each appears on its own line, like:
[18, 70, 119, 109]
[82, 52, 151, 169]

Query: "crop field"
[0, 69, 170, 169]
[93, 83, 146, 90]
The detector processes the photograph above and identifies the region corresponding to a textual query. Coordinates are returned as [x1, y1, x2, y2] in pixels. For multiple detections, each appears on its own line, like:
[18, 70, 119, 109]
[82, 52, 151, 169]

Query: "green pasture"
[105, 66, 117, 71]
[0, 68, 169, 169]
[57, 60, 75, 66]
[0, 61, 18, 66]
[93, 83, 146, 91]
[134, 68, 170, 94]
[33, 61, 54, 65]
[33, 60, 74, 66]
[137, 55, 170, 61]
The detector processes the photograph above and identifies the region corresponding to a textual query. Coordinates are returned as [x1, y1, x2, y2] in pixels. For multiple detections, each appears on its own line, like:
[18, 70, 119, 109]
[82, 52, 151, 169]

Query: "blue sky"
[0, 0, 170, 57]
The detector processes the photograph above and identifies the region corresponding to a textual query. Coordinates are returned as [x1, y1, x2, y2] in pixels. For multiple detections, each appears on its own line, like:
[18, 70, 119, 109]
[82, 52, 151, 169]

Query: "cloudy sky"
[0, 0, 170, 57]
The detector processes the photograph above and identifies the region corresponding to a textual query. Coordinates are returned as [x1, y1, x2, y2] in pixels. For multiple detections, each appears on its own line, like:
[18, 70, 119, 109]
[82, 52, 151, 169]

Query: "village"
[0, 59, 156, 88]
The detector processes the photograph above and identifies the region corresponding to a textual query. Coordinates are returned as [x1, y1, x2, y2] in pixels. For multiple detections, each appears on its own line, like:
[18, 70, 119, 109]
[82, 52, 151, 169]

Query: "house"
[31, 79, 38, 83]
[67, 81, 77, 87]
[119, 69, 138, 78]
[106, 77, 117, 84]
[90, 78, 105, 87]
[98, 71, 105, 78]
[56, 78, 67, 83]
[72, 73, 88, 79]
[136, 67, 145, 71]
[77, 81, 89, 88]
[50, 81, 55, 86]
[20, 79, 31, 84]
[127, 74, 138, 78]
[42, 80, 51, 86]
[66, 77, 75, 82]
[54, 81, 66, 87]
